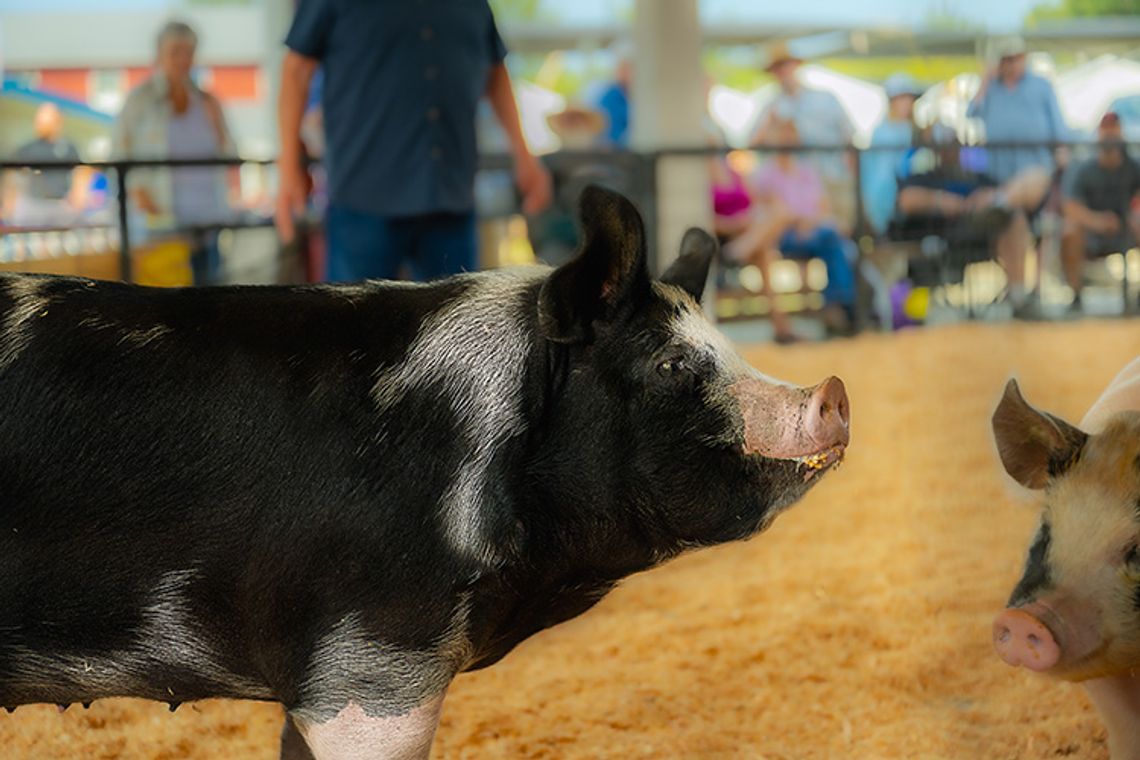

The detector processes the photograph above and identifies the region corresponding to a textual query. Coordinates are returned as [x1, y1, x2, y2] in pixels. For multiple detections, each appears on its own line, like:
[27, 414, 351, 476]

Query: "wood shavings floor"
[2, 322, 1137, 759]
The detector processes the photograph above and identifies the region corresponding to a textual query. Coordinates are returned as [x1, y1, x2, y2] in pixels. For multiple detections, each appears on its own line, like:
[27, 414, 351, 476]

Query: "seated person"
[725, 116, 855, 343]
[894, 123, 1050, 318]
[704, 119, 752, 242]
[1061, 111, 1140, 312]
[862, 73, 923, 237]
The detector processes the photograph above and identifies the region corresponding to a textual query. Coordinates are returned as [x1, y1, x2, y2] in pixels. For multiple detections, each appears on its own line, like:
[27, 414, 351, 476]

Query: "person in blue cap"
[862, 73, 924, 237]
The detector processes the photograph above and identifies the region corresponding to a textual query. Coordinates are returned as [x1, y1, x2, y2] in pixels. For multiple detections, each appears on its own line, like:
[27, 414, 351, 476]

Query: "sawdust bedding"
[2, 321, 1138, 759]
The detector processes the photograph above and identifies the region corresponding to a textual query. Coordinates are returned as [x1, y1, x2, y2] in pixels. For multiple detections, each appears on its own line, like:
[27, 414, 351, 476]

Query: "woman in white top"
[112, 20, 236, 285]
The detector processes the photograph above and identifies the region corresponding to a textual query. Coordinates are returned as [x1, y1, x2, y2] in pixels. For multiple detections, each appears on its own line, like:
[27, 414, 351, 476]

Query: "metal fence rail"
[2, 139, 1136, 287]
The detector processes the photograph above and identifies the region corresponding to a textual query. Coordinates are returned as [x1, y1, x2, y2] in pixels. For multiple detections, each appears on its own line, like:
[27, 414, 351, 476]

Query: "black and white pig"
[992, 359, 1140, 760]
[0, 186, 850, 760]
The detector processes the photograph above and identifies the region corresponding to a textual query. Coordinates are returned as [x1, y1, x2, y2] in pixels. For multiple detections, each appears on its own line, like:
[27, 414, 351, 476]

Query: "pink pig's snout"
[805, 377, 850, 452]
[993, 608, 1061, 672]
[731, 375, 850, 460]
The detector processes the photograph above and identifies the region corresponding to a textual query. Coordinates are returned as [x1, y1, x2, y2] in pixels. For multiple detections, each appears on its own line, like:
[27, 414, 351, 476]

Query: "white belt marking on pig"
[371, 269, 543, 566]
[0, 278, 49, 372]
[9, 569, 271, 699]
[296, 593, 472, 722]
[297, 696, 445, 760]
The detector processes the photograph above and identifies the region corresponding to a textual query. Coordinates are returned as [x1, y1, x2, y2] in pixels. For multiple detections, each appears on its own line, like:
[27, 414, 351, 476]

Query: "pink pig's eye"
[1125, 544, 1140, 570]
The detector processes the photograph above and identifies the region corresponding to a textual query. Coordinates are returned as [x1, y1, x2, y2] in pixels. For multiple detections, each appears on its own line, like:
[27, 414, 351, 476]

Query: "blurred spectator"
[113, 20, 237, 285]
[277, 0, 551, 282]
[862, 74, 923, 236]
[6, 104, 88, 227]
[547, 106, 606, 151]
[1061, 112, 1140, 313]
[594, 40, 633, 148]
[727, 118, 855, 343]
[751, 41, 855, 233]
[967, 35, 1069, 185]
[525, 106, 607, 267]
[705, 120, 752, 242]
[895, 124, 1050, 318]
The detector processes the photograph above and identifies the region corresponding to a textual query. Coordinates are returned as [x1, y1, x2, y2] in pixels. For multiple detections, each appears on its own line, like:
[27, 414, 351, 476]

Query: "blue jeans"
[325, 205, 478, 282]
[189, 233, 221, 287]
[779, 226, 856, 307]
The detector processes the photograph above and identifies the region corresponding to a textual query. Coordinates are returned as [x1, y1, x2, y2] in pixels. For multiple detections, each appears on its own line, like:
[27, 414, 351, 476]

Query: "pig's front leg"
[289, 694, 446, 760]
[1083, 673, 1140, 760]
[280, 716, 317, 760]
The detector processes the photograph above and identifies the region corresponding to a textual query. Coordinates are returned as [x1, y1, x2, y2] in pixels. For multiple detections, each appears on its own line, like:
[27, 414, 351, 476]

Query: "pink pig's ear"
[992, 379, 1088, 490]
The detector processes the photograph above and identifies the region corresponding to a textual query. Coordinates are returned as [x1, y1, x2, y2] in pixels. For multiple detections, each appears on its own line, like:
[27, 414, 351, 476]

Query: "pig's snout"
[993, 608, 1060, 672]
[731, 374, 850, 461]
[805, 376, 850, 451]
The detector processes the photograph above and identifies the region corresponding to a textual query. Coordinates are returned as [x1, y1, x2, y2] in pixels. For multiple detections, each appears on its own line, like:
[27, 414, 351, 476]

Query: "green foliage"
[488, 0, 545, 21]
[1027, 0, 1140, 25]
[923, 0, 986, 30]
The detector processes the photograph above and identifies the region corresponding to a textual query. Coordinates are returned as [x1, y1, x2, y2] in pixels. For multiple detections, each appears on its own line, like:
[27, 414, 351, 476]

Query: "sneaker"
[1011, 297, 1047, 321]
[821, 303, 854, 337]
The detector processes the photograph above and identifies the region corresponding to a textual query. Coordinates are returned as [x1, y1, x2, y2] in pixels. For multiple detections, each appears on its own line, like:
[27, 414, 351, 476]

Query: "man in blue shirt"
[967, 35, 1069, 186]
[862, 73, 923, 236]
[276, 0, 551, 281]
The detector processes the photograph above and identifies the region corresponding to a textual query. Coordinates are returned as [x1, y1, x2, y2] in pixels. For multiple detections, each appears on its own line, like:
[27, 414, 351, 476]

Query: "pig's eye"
[1125, 543, 1140, 570]
[658, 358, 687, 374]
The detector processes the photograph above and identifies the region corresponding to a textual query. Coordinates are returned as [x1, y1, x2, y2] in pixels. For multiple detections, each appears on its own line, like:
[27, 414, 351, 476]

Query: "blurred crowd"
[2, 6, 1139, 325]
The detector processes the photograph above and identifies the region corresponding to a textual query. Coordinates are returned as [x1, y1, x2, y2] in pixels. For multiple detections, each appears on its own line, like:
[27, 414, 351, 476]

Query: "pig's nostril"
[1027, 634, 1040, 647]
[997, 626, 1011, 645]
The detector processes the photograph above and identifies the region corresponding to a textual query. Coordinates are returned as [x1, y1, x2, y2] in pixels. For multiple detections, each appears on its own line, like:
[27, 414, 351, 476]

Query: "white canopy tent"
[1055, 55, 1140, 136]
[709, 67, 887, 148]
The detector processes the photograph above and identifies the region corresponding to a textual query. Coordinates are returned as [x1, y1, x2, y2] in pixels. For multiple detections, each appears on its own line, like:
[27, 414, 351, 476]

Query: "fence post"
[115, 164, 133, 283]
[851, 147, 865, 239]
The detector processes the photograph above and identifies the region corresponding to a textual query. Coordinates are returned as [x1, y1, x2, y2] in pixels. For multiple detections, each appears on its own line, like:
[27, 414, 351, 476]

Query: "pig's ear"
[992, 379, 1088, 489]
[538, 184, 650, 344]
[661, 228, 716, 302]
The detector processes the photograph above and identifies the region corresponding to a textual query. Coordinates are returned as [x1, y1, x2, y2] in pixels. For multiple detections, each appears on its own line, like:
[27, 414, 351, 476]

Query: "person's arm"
[1065, 167, 1119, 233]
[967, 68, 994, 120]
[275, 0, 333, 242]
[65, 144, 91, 210]
[749, 107, 774, 147]
[897, 186, 966, 216]
[276, 51, 319, 242]
[112, 92, 161, 216]
[1042, 81, 1069, 143]
[1064, 198, 1118, 234]
[485, 63, 551, 215]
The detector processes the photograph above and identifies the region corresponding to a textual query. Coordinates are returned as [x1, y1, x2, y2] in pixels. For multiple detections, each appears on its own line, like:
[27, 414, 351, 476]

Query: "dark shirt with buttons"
[285, 0, 507, 218]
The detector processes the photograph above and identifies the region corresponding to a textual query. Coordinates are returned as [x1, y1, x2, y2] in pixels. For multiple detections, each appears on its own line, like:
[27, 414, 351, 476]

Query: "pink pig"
[992, 357, 1140, 760]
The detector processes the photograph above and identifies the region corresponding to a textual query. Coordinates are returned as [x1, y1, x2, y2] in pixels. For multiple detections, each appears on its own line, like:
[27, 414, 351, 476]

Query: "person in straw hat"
[750, 39, 856, 232]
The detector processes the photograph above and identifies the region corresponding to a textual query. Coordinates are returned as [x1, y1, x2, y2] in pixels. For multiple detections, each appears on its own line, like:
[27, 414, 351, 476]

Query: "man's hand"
[275, 160, 312, 244]
[793, 217, 817, 237]
[938, 191, 967, 217]
[134, 188, 162, 216]
[514, 153, 551, 215]
[1093, 211, 1122, 236]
